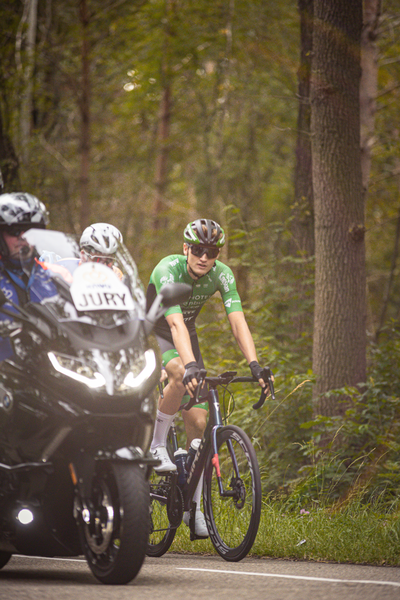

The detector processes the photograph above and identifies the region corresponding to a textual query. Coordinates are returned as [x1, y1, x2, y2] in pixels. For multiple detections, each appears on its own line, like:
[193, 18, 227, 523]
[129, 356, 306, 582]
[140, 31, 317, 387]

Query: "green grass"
[164, 498, 400, 565]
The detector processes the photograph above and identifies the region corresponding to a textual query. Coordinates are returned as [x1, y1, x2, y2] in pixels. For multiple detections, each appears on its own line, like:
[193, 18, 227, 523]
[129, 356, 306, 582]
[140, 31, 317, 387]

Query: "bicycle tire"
[147, 474, 179, 557]
[203, 424, 261, 561]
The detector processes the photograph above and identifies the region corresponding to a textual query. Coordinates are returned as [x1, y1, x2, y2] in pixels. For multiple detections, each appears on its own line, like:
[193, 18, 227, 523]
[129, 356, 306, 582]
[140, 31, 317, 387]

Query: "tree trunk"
[152, 83, 171, 231]
[292, 0, 314, 257]
[19, 0, 38, 166]
[377, 204, 400, 338]
[0, 109, 20, 191]
[360, 0, 381, 196]
[286, 0, 315, 341]
[79, 0, 91, 230]
[311, 0, 366, 414]
[152, 0, 175, 232]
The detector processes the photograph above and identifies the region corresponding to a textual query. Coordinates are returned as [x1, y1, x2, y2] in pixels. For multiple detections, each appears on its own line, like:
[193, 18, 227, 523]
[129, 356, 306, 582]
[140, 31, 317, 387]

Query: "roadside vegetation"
[169, 498, 400, 566]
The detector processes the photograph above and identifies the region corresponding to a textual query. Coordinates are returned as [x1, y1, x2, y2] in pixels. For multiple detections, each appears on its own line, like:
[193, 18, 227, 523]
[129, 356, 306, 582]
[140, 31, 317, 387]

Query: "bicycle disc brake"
[231, 476, 246, 509]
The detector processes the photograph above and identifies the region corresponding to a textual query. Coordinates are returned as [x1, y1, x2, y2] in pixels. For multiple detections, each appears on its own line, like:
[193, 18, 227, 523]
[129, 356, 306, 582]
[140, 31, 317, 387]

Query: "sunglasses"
[189, 244, 219, 259]
[7, 228, 27, 238]
[83, 251, 114, 267]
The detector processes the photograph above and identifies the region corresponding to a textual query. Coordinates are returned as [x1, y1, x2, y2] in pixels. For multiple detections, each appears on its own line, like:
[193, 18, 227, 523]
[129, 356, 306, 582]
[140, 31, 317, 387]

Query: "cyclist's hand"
[160, 367, 168, 384]
[183, 361, 201, 397]
[249, 361, 273, 395]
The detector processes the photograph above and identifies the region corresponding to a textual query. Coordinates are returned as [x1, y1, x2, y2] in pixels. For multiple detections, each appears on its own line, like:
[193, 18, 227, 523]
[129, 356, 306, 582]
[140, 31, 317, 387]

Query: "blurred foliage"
[366, 2, 400, 333]
[1, 0, 299, 276]
[275, 323, 400, 506]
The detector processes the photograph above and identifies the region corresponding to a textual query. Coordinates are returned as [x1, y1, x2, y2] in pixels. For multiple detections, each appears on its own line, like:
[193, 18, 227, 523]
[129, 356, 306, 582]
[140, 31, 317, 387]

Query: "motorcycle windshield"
[18, 229, 146, 331]
[4, 230, 159, 397]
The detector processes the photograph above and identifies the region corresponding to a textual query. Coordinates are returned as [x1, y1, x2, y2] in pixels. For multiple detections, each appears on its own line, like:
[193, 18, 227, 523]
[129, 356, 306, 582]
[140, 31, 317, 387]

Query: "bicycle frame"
[179, 384, 238, 511]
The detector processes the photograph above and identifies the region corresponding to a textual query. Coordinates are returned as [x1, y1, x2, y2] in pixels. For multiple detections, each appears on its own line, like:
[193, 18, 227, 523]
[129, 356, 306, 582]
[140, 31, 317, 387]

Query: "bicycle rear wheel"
[147, 473, 180, 557]
[203, 425, 261, 561]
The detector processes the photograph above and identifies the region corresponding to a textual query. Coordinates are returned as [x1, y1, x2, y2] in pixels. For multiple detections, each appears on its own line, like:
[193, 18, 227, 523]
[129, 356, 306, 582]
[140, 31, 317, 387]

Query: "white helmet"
[80, 223, 123, 257]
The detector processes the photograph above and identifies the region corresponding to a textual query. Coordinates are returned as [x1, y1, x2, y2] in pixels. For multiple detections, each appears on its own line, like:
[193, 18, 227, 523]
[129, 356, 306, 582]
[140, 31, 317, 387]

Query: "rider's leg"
[182, 406, 207, 448]
[192, 470, 204, 510]
[182, 406, 208, 537]
[183, 469, 207, 537]
[150, 410, 176, 448]
[151, 356, 186, 472]
[158, 356, 186, 415]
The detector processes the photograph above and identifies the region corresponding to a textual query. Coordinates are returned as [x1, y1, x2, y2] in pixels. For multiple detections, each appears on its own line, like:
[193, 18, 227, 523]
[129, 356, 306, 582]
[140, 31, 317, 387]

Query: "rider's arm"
[227, 311, 266, 389]
[166, 312, 196, 366]
[165, 312, 200, 396]
[227, 310, 258, 362]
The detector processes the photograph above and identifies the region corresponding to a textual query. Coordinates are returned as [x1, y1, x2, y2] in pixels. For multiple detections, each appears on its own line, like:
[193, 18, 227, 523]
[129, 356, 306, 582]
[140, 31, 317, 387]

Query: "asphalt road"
[1, 553, 400, 600]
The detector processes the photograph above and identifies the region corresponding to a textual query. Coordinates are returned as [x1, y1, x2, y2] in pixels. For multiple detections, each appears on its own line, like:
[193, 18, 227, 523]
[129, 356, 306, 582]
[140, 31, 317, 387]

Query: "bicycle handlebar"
[252, 366, 275, 409]
[181, 366, 274, 412]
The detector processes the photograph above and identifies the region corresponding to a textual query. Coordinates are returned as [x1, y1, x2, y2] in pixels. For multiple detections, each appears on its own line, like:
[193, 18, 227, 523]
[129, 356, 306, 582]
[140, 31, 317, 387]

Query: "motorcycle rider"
[0, 192, 55, 362]
[58, 223, 123, 279]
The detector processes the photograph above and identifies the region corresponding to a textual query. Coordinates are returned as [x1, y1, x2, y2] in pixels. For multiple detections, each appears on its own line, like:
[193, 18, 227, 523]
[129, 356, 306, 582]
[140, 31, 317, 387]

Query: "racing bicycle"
[147, 367, 274, 562]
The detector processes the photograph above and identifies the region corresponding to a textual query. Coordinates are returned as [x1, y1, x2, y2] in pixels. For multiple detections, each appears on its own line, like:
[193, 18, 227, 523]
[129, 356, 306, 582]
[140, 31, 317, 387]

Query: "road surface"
[1, 553, 399, 600]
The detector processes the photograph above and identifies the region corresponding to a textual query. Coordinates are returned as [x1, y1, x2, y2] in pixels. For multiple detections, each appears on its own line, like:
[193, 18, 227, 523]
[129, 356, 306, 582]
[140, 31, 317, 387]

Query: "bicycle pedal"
[190, 531, 209, 541]
[187, 512, 209, 540]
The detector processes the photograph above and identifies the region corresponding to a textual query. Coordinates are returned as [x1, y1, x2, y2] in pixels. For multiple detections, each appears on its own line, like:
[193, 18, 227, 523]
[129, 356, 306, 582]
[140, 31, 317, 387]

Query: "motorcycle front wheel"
[0, 551, 12, 569]
[77, 462, 149, 585]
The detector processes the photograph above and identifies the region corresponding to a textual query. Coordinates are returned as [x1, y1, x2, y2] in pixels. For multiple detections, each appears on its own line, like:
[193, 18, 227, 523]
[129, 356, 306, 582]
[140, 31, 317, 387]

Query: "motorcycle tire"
[78, 461, 149, 585]
[0, 551, 12, 569]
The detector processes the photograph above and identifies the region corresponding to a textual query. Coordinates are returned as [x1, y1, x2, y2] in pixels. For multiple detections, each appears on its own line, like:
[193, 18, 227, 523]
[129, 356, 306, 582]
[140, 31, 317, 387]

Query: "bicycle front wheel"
[147, 473, 180, 557]
[203, 425, 261, 561]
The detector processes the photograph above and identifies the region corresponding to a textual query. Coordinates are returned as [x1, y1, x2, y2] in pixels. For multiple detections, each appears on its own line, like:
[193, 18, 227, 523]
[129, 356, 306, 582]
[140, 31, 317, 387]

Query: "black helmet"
[0, 192, 49, 230]
[183, 219, 225, 247]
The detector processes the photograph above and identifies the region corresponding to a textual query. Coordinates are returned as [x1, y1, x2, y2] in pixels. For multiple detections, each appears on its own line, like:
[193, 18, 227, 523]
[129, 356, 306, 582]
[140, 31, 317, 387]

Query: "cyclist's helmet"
[80, 223, 123, 257]
[183, 218, 225, 247]
[0, 192, 49, 258]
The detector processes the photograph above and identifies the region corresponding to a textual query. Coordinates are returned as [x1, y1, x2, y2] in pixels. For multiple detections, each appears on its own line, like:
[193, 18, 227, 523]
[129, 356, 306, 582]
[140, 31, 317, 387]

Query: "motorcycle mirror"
[160, 283, 192, 307]
[143, 283, 192, 336]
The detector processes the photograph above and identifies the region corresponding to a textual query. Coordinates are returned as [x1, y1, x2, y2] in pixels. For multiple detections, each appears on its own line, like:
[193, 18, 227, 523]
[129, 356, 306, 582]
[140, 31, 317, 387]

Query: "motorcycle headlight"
[48, 352, 106, 389]
[123, 349, 157, 389]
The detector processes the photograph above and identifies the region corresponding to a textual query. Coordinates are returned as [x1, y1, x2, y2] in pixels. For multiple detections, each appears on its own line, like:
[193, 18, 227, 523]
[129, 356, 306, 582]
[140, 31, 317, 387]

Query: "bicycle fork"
[210, 425, 240, 498]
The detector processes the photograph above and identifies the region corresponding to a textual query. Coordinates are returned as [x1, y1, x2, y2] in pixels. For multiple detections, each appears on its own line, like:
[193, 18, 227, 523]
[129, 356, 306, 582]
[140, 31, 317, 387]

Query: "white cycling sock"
[192, 471, 204, 511]
[151, 410, 177, 450]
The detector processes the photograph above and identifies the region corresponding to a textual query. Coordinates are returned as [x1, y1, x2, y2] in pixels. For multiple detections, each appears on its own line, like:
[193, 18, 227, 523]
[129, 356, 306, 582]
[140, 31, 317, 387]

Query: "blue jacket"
[0, 260, 57, 361]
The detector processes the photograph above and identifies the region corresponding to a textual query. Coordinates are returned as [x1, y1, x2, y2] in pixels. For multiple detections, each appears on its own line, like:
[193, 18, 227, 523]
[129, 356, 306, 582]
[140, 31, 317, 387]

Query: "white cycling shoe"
[183, 510, 209, 538]
[151, 446, 177, 473]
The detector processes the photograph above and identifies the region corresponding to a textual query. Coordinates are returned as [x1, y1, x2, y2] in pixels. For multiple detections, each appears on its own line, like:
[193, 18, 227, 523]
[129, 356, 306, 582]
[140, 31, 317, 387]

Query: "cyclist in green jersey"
[146, 218, 268, 537]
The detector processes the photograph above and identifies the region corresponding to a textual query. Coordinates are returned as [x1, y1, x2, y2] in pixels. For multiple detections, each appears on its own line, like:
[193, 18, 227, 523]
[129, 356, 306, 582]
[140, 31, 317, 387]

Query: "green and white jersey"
[146, 254, 243, 339]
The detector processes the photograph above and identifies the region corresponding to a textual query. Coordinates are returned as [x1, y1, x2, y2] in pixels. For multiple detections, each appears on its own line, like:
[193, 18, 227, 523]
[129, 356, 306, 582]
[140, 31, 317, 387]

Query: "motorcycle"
[0, 229, 190, 584]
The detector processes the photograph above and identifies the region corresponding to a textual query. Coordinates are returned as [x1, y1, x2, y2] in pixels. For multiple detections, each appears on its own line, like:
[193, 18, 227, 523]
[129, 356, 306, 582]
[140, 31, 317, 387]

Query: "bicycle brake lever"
[265, 367, 275, 402]
[182, 369, 207, 411]
[252, 367, 275, 409]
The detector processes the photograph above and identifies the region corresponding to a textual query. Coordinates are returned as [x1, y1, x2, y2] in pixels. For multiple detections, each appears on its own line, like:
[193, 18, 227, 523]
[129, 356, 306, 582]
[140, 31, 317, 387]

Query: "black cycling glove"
[249, 361, 263, 381]
[183, 361, 201, 386]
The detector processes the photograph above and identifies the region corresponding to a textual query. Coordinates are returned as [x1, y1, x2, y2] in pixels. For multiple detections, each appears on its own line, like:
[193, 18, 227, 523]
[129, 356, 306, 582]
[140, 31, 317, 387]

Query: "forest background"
[1, 0, 400, 515]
